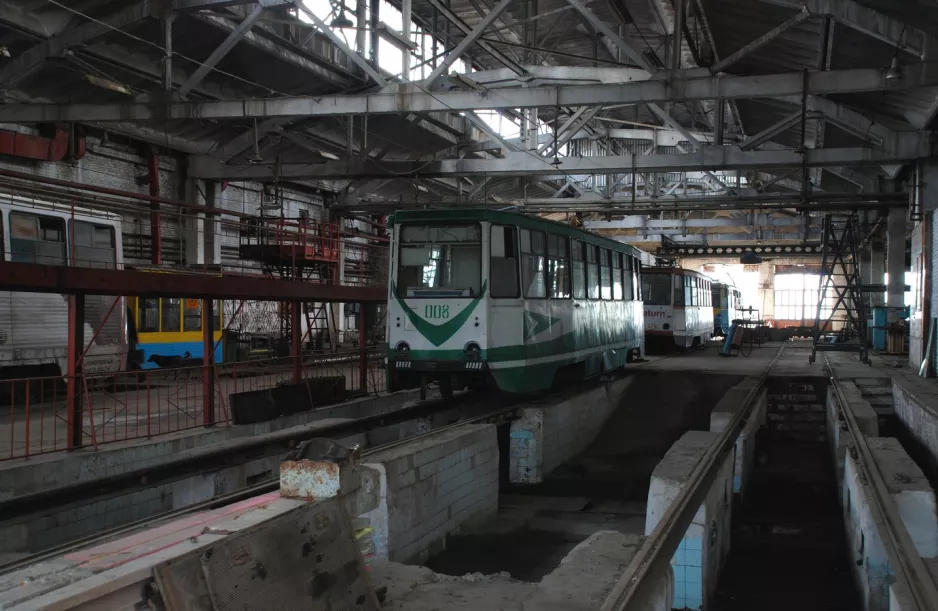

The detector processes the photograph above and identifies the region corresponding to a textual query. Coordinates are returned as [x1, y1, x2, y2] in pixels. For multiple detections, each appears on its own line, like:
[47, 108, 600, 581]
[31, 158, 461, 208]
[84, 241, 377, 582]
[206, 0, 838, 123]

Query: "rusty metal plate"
[199, 500, 379, 611]
[154, 550, 214, 611]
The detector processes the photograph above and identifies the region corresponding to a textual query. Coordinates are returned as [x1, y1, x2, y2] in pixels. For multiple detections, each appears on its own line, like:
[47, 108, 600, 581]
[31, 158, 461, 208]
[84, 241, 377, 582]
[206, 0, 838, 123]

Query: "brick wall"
[361, 423, 498, 564]
[510, 377, 633, 484]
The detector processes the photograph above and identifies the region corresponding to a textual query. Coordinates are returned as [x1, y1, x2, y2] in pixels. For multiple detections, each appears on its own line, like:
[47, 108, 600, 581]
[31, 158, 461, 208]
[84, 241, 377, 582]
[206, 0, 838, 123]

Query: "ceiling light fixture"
[331, 2, 354, 28]
[885, 55, 902, 80]
[886, 26, 907, 81]
[247, 118, 264, 165]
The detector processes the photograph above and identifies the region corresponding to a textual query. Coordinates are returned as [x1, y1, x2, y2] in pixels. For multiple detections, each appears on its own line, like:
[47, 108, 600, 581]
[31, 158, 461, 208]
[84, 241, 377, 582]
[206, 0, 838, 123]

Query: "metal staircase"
[809, 214, 869, 364]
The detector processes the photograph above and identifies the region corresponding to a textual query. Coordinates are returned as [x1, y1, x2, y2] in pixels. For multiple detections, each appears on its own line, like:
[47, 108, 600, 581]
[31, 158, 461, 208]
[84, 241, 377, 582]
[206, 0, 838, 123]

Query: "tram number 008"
[424, 305, 450, 319]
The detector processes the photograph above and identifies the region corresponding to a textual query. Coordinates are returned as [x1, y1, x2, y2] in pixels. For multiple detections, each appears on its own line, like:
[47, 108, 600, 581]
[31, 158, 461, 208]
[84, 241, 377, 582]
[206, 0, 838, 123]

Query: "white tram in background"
[0, 199, 128, 380]
[640, 266, 715, 350]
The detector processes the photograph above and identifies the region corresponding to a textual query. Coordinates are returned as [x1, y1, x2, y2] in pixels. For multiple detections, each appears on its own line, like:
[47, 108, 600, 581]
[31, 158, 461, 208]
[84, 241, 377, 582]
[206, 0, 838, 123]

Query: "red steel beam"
[202, 298, 214, 426]
[0, 262, 388, 302]
[66, 294, 85, 449]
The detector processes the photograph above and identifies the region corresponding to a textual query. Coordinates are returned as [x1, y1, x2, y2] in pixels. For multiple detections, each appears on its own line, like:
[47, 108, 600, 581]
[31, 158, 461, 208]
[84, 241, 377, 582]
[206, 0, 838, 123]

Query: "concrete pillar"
[184, 178, 206, 266]
[868, 241, 886, 308]
[757, 262, 774, 322]
[204, 181, 222, 265]
[887, 208, 907, 308]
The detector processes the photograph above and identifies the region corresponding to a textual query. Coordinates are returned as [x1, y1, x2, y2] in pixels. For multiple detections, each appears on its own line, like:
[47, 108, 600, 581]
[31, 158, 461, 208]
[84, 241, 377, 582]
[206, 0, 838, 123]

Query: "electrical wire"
[37, 0, 630, 201]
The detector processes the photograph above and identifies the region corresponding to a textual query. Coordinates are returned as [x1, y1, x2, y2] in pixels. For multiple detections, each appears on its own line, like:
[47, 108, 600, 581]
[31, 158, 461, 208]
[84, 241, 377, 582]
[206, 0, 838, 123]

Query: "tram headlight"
[663, 323, 670, 330]
[464, 342, 482, 360]
[395, 341, 410, 355]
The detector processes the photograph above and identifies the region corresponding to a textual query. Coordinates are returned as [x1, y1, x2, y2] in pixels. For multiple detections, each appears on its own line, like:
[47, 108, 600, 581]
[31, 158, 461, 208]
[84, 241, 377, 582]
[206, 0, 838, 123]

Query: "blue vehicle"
[711, 282, 742, 337]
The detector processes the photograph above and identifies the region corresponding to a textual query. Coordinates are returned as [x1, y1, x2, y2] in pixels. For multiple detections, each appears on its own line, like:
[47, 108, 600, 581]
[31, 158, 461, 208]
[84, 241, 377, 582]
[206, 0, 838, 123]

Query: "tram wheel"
[439, 376, 454, 399]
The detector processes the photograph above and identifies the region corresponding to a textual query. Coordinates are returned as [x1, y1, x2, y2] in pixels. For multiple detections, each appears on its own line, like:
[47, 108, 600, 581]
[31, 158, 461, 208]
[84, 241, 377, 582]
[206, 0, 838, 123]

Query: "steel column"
[66, 294, 85, 449]
[292, 301, 302, 384]
[202, 298, 214, 426]
[359, 304, 367, 392]
[147, 153, 162, 265]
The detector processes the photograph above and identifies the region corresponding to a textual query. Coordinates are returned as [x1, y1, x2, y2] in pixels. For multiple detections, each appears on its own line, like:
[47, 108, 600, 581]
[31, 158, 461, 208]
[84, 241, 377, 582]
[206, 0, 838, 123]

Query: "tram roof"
[389, 209, 644, 258]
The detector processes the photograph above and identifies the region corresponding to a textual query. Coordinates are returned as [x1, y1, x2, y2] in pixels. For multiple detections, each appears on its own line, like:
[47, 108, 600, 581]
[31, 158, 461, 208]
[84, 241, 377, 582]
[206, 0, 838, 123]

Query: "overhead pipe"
[0, 128, 85, 161]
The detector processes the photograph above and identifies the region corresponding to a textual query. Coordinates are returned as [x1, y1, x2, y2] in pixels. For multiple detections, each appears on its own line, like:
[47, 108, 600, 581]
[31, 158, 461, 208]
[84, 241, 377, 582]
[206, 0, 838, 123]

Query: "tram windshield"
[642, 274, 672, 306]
[397, 224, 482, 298]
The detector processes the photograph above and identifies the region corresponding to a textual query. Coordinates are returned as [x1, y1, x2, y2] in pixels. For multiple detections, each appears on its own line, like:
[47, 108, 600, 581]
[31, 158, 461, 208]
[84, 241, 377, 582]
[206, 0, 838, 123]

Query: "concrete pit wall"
[827, 383, 938, 611]
[0, 390, 457, 556]
[509, 377, 633, 484]
[709, 378, 766, 500]
[827, 382, 880, 496]
[645, 431, 734, 611]
[0, 388, 428, 502]
[361, 423, 499, 564]
[892, 376, 938, 479]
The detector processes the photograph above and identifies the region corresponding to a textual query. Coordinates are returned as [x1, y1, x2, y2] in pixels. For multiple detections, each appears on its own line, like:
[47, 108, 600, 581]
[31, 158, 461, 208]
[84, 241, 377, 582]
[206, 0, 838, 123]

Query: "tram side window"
[548, 234, 570, 299]
[138, 298, 160, 332]
[520, 229, 546, 298]
[623, 255, 633, 300]
[490, 225, 520, 298]
[600, 249, 612, 300]
[674, 274, 685, 306]
[572, 239, 586, 300]
[9, 212, 66, 265]
[183, 299, 202, 331]
[633, 257, 641, 300]
[587, 245, 600, 299]
[71, 221, 116, 269]
[161, 298, 181, 332]
[613, 253, 623, 300]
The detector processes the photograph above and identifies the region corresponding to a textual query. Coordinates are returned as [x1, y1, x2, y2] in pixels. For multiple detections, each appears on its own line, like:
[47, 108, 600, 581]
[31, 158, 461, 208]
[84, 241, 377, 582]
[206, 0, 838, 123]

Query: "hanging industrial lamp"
[885, 55, 902, 80]
[885, 26, 907, 80]
[331, 1, 354, 28]
[246, 118, 264, 164]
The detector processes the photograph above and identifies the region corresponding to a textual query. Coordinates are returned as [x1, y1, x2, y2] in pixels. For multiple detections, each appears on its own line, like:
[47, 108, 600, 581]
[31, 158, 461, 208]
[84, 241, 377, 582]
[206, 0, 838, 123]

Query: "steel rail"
[825, 358, 938, 611]
[600, 344, 784, 610]
[0, 401, 522, 575]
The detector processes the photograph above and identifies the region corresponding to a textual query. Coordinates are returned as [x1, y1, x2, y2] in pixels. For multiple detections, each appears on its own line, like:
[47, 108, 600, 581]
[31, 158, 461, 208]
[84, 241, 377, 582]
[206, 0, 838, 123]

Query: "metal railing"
[0, 351, 386, 461]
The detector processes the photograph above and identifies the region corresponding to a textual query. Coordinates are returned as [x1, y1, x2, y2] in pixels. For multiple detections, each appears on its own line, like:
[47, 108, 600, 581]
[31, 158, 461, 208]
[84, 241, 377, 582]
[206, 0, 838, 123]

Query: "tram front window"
[397, 224, 482, 298]
[642, 274, 672, 306]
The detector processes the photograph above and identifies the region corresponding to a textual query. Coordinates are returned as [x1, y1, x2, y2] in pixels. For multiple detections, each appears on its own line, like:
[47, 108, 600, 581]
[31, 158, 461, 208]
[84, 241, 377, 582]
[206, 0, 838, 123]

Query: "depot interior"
[3, 1, 938, 611]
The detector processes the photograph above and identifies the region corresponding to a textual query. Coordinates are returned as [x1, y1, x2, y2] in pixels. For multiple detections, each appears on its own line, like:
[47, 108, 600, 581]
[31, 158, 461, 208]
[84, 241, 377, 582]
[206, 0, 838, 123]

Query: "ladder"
[809, 214, 869, 364]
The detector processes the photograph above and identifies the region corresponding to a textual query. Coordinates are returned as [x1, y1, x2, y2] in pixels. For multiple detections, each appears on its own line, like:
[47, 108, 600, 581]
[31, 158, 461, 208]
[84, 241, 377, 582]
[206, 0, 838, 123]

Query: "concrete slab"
[867, 437, 938, 559]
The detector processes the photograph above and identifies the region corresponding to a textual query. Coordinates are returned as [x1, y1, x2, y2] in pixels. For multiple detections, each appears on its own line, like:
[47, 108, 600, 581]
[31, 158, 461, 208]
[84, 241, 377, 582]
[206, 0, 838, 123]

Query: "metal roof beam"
[740, 110, 819, 150]
[289, 0, 386, 86]
[174, 0, 288, 9]
[189, 9, 357, 88]
[0, 1, 156, 90]
[426, 0, 517, 83]
[755, 0, 933, 59]
[179, 4, 266, 96]
[711, 8, 811, 73]
[7, 66, 936, 123]
[187, 146, 929, 180]
[424, 0, 526, 75]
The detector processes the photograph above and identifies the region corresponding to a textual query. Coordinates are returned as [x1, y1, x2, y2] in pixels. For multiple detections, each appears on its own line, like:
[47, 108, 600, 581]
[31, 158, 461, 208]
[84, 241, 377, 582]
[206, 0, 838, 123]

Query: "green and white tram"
[387, 210, 645, 395]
